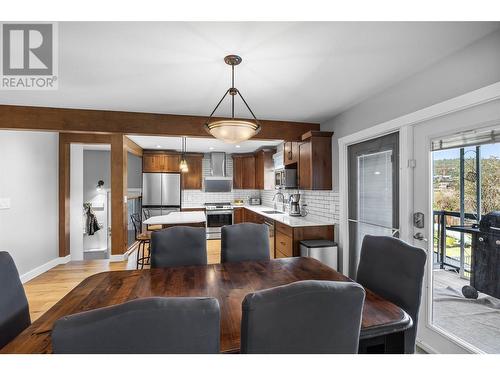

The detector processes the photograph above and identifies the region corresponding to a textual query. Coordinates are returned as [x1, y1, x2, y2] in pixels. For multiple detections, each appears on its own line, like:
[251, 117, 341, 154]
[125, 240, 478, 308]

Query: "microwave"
[275, 168, 297, 189]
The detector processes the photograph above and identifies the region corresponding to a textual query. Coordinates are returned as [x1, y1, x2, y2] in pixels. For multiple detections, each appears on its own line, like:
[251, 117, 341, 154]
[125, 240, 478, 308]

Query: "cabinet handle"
[280, 241, 286, 246]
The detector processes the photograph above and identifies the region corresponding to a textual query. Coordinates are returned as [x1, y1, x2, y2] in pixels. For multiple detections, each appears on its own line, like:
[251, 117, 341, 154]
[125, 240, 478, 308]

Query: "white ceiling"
[1, 22, 498, 123]
[127, 135, 281, 153]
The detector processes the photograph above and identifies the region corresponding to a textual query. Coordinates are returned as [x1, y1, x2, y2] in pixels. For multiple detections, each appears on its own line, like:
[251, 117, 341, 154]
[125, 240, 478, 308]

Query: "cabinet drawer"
[275, 231, 293, 257]
[275, 248, 289, 259]
[275, 221, 293, 237]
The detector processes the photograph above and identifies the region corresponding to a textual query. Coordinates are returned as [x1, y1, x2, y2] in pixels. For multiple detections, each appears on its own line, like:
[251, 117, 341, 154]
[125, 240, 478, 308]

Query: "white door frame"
[337, 81, 500, 351]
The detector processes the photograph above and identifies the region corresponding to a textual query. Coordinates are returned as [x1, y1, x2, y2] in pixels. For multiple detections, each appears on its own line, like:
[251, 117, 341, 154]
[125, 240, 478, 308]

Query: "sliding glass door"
[347, 132, 399, 277]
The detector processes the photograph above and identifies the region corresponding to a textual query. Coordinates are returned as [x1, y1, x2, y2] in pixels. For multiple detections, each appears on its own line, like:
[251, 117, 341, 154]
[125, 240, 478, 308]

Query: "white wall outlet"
[0, 198, 11, 210]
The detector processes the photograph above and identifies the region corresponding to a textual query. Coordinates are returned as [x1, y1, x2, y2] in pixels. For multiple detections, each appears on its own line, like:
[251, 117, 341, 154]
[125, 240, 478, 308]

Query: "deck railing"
[433, 210, 477, 274]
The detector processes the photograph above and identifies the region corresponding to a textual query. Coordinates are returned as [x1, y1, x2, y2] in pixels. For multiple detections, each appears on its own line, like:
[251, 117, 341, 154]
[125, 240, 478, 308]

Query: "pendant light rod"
[238, 90, 260, 125]
[231, 64, 235, 119]
[205, 89, 230, 124]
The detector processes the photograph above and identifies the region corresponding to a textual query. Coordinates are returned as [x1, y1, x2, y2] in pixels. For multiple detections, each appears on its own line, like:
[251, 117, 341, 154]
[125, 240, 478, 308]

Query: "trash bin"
[300, 240, 338, 270]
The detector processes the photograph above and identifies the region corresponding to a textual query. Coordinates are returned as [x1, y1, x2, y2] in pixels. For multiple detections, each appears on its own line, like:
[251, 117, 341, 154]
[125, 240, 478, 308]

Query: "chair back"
[221, 223, 270, 263]
[52, 297, 220, 354]
[356, 235, 427, 354]
[130, 213, 142, 239]
[240, 280, 365, 354]
[0, 252, 31, 349]
[150, 226, 207, 268]
[143, 208, 151, 220]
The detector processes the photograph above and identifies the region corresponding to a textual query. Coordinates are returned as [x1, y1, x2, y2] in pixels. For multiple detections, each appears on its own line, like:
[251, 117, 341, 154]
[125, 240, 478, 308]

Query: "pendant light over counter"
[204, 55, 261, 144]
[179, 136, 188, 173]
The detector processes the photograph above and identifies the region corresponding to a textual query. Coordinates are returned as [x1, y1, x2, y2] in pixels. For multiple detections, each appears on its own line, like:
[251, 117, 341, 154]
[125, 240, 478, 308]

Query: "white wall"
[322, 28, 500, 190]
[70, 144, 84, 260]
[0, 130, 59, 276]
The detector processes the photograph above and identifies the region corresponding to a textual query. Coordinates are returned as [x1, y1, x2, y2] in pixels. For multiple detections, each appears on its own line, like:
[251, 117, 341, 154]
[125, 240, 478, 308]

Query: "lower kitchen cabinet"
[233, 207, 244, 224]
[241, 208, 334, 258]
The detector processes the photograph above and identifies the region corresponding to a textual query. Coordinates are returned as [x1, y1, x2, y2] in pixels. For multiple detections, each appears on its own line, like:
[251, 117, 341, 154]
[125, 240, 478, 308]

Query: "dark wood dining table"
[1, 257, 411, 354]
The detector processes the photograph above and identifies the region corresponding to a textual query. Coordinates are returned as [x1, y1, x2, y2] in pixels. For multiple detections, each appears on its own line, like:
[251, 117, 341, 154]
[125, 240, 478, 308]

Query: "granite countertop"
[242, 205, 334, 228]
[143, 211, 206, 225]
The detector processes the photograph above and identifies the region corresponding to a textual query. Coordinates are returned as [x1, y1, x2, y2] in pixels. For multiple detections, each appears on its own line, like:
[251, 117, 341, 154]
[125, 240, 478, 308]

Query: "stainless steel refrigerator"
[142, 173, 181, 216]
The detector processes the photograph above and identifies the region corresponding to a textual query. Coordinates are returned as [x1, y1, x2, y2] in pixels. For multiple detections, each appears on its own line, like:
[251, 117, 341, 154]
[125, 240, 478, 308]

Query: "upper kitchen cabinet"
[232, 154, 256, 189]
[181, 153, 203, 190]
[284, 141, 299, 166]
[298, 131, 333, 190]
[254, 149, 275, 190]
[143, 151, 181, 173]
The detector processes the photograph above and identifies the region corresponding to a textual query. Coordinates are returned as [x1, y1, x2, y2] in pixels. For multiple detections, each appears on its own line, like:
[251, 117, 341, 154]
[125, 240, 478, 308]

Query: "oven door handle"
[207, 210, 233, 215]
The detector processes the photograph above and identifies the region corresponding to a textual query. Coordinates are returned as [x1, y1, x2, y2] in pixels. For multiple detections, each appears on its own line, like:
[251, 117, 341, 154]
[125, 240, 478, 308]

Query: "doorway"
[347, 132, 400, 277]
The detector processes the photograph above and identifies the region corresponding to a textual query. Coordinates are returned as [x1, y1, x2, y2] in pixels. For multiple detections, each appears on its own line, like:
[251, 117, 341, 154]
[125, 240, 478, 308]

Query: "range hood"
[204, 152, 232, 192]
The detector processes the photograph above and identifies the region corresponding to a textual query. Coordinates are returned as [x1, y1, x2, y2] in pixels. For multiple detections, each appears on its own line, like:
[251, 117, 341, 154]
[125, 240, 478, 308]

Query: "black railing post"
[440, 211, 446, 269]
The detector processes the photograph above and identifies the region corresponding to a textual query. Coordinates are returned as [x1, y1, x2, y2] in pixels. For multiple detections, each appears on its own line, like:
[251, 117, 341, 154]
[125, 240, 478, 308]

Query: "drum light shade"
[205, 120, 260, 144]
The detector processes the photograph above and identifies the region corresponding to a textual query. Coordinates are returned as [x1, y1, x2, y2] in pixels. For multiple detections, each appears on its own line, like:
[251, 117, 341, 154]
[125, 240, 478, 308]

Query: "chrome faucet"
[272, 192, 285, 212]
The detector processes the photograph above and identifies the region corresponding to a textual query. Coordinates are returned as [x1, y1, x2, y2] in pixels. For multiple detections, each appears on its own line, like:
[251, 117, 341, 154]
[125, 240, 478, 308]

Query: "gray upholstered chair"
[150, 226, 207, 268]
[52, 297, 220, 354]
[356, 235, 427, 354]
[221, 223, 270, 263]
[0, 252, 31, 349]
[240, 280, 365, 353]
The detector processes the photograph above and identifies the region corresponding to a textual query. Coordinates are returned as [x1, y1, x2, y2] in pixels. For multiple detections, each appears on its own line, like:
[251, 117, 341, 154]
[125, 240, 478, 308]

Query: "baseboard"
[416, 339, 439, 354]
[109, 254, 126, 262]
[20, 255, 71, 284]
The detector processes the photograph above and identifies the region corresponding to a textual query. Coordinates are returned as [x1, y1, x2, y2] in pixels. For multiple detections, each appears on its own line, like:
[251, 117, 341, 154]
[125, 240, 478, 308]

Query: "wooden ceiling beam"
[0, 105, 319, 141]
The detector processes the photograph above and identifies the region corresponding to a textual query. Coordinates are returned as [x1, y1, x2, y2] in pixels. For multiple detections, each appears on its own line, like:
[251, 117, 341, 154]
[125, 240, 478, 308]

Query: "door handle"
[413, 232, 428, 242]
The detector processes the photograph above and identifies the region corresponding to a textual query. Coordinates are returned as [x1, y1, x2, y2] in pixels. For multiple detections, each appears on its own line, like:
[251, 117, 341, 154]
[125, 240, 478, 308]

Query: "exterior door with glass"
[412, 98, 500, 354]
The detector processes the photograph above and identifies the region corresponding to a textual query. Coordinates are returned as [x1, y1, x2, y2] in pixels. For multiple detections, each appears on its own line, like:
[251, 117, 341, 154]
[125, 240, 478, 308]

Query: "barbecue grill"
[450, 211, 500, 299]
[472, 211, 500, 299]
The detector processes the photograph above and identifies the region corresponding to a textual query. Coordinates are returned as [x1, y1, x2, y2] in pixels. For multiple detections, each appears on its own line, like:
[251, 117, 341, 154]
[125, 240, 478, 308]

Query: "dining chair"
[143, 208, 162, 231]
[52, 297, 220, 354]
[150, 226, 207, 268]
[130, 213, 151, 269]
[240, 280, 365, 354]
[0, 252, 31, 350]
[221, 223, 270, 263]
[356, 235, 427, 354]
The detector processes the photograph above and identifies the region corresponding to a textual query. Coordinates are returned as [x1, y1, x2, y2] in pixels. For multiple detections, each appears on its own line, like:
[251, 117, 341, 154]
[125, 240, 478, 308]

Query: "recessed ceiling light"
[156, 145, 161, 148]
[209, 147, 214, 150]
[235, 145, 241, 148]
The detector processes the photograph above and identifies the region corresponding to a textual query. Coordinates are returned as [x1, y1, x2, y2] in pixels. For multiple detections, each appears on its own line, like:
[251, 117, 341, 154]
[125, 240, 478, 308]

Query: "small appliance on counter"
[248, 197, 261, 206]
[232, 198, 245, 206]
[289, 193, 301, 216]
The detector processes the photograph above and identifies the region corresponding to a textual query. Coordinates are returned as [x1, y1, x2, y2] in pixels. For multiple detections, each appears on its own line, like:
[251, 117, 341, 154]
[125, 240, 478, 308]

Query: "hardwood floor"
[24, 239, 222, 321]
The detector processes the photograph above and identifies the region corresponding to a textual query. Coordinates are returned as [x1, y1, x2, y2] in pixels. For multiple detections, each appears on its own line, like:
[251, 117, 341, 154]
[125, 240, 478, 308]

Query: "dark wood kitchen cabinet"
[232, 154, 256, 189]
[181, 153, 203, 190]
[298, 131, 333, 190]
[254, 149, 275, 190]
[284, 141, 299, 166]
[233, 207, 244, 224]
[143, 151, 181, 173]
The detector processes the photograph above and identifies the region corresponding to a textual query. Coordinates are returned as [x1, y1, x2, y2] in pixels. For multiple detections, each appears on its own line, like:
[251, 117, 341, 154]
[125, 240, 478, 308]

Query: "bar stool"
[130, 213, 151, 269]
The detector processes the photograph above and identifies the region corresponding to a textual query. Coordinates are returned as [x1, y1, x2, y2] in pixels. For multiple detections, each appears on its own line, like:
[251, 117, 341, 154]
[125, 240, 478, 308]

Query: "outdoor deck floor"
[432, 269, 500, 353]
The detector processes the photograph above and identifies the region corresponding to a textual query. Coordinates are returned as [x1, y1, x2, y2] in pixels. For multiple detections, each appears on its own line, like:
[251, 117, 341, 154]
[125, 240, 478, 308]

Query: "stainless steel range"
[205, 202, 233, 240]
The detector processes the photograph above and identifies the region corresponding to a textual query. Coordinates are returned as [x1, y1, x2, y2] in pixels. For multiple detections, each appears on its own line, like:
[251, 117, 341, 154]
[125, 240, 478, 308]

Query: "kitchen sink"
[262, 210, 285, 214]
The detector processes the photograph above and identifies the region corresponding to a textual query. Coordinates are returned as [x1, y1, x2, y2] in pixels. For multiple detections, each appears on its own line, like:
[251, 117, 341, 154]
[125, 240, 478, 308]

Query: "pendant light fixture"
[179, 136, 189, 173]
[205, 55, 261, 144]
